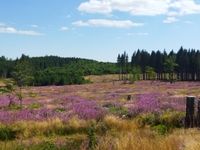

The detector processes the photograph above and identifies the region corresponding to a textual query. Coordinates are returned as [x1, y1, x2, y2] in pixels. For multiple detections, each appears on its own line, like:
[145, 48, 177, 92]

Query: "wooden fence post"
[196, 100, 200, 128]
[185, 96, 195, 128]
[127, 95, 132, 101]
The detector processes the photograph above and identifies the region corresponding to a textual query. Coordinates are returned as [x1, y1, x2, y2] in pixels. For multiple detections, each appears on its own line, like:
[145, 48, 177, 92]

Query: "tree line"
[117, 47, 200, 82]
[0, 54, 118, 86]
[1, 46, 199, 86]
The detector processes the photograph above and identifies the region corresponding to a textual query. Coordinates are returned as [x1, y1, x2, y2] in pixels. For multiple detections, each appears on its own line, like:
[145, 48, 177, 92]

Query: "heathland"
[0, 77, 200, 149]
[0, 47, 200, 150]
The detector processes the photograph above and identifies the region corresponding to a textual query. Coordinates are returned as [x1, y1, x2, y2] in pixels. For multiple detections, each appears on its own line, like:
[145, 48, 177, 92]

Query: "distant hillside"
[0, 54, 118, 86]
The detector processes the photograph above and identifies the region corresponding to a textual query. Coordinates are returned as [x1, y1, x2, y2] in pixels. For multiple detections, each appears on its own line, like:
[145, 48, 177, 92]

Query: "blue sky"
[0, 0, 200, 62]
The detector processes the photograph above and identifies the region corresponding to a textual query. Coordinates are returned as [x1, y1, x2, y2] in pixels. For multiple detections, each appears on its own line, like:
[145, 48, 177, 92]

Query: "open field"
[0, 80, 200, 150]
[85, 74, 119, 83]
[1, 0, 200, 149]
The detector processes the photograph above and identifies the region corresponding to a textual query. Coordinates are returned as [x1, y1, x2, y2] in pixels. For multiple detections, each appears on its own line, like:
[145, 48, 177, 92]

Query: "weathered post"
[185, 96, 195, 128]
[127, 95, 132, 101]
[196, 100, 200, 128]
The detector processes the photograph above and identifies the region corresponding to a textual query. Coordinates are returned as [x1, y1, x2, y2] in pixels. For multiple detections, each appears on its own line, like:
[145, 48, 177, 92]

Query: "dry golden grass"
[1, 115, 200, 150]
[98, 116, 179, 150]
[95, 130, 182, 150]
[95, 124, 200, 150]
[180, 129, 200, 150]
[96, 116, 200, 150]
[85, 74, 119, 83]
[103, 115, 139, 132]
[11, 117, 92, 138]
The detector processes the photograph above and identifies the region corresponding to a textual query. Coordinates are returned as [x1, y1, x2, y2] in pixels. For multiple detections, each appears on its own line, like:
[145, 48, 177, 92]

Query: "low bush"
[134, 111, 185, 130]
[28, 103, 41, 109]
[0, 125, 17, 141]
[87, 124, 97, 150]
[160, 111, 185, 128]
[109, 106, 129, 117]
[55, 107, 66, 112]
[135, 113, 160, 127]
[28, 92, 37, 98]
[8, 104, 22, 110]
[152, 124, 168, 135]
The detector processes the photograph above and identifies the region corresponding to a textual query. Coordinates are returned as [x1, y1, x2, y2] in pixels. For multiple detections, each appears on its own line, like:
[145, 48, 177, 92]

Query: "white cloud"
[163, 17, 179, 23]
[0, 24, 43, 36]
[72, 19, 143, 28]
[169, 0, 200, 16]
[78, 0, 200, 17]
[78, 0, 112, 14]
[60, 26, 69, 31]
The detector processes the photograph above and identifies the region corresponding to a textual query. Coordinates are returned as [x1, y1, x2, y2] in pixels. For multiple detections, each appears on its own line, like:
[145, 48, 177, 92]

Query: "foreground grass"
[0, 115, 200, 150]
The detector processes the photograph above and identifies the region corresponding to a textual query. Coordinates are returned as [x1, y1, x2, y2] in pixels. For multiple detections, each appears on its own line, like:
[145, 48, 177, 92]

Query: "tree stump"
[185, 96, 195, 128]
[127, 95, 132, 101]
[196, 100, 200, 128]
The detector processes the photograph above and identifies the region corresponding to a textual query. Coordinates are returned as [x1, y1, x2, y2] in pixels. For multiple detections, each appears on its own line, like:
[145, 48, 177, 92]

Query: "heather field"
[0, 80, 200, 150]
[1, 0, 200, 149]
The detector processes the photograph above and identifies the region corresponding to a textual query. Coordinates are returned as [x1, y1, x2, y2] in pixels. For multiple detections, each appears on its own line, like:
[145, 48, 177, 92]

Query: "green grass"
[0, 125, 18, 141]
[28, 103, 41, 109]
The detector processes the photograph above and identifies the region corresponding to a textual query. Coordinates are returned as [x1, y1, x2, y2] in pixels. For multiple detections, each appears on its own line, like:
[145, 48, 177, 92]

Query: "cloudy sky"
[0, 0, 200, 62]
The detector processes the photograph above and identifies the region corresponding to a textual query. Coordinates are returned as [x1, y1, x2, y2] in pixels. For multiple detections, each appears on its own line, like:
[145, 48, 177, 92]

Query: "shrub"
[160, 111, 185, 128]
[87, 124, 97, 150]
[55, 108, 65, 112]
[109, 106, 128, 117]
[8, 104, 22, 110]
[96, 122, 109, 135]
[152, 124, 168, 135]
[134, 111, 185, 129]
[28, 103, 41, 109]
[135, 113, 160, 127]
[28, 92, 37, 98]
[0, 125, 17, 141]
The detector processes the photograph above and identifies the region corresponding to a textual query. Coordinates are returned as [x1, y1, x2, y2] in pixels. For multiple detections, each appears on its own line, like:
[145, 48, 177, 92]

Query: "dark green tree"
[12, 57, 34, 108]
[164, 56, 178, 83]
[145, 66, 156, 80]
[129, 66, 141, 83]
